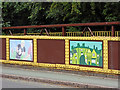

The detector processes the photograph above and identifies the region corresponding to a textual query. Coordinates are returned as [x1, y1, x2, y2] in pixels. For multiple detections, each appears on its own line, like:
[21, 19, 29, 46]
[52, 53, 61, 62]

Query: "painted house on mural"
[70, 43, 102, 67]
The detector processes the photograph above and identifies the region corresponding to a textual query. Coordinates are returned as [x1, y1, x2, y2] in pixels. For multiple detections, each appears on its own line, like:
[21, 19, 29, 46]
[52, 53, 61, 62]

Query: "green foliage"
[2, 2, 120, 33]
[103, 2, 120, 21]
[46, 2, 82, 24]
[66, 26, 82, 32]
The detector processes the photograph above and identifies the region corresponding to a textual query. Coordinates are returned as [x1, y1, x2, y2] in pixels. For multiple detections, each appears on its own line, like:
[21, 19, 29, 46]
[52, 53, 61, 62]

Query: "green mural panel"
[70, 41, 103, 67]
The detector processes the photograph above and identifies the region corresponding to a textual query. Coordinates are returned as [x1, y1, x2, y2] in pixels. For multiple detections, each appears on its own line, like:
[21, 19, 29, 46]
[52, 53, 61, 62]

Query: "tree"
[2, 2, 120, 33]
[102, 2, 120, 21]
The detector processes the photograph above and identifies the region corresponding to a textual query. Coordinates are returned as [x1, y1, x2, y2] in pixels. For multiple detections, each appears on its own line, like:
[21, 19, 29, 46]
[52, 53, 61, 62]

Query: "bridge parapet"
[0, 35, 120, 75]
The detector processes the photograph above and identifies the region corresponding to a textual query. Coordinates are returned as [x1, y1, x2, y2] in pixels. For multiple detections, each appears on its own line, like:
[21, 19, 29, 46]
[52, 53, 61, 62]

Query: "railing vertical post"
[62, 27, 66, 36]
[117, 31, 118, 37]
[24, 29, 27, 35]
[111, 26, 115, 37]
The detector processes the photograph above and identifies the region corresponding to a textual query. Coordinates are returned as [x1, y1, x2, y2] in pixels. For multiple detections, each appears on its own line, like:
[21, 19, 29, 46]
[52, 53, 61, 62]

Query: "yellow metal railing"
[48, 31, 120, 37]
[93, 31, 112, 37]
[10, 31, 120, 37]
[115, 31, 120, 37]
[49, 32, 62, 36]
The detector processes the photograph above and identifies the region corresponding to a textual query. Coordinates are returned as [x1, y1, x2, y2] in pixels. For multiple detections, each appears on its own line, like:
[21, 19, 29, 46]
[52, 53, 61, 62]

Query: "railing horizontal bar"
[3, 21, 120, 30]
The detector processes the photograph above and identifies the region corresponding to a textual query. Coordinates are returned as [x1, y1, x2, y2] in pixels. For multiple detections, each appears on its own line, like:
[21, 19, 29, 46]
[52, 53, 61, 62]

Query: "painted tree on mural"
[80, 55, 85, 65]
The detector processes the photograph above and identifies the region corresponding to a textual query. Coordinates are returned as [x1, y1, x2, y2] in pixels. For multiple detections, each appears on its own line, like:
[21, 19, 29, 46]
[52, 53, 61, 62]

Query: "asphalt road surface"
[2, 66, 119, 88]
[1, 78, 73, 88]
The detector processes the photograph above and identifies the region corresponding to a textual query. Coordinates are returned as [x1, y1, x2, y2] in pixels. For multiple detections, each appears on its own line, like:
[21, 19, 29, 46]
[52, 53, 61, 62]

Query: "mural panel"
[70, 41, 103, 67]
[10, 39, 33, 61]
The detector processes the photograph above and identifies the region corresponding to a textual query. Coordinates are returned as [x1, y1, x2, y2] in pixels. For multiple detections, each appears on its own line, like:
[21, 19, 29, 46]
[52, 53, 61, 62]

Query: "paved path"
[2, 78, 72, 88]
[1, 65, 119, 88]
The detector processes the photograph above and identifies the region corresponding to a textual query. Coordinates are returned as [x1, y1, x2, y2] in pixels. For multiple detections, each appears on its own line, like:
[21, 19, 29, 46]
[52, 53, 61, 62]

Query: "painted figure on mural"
[15, 40, 26, 60]
[21, 40, 26, 56]
[16, 44, 22, 59]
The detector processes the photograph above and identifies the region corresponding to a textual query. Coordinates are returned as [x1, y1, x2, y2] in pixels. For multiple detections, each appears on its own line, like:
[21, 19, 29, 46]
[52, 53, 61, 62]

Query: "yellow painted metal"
[6, 38, 9, 62]
[47, 31, 116, 37]
[0, 60, 7, 63]
[56, 64, 66, 68]
[6, 31, 120, 37]
[103, 39, 108, 71]
[7, 61, 33, 66]
[104, 32, 105, 36]
[65, 65, 80, 70]
[85, 32, 87, 37]
[97, 32, 99, 36]
[65, 39, 69, 65]
[33, 39, 37, 64]
[0, 35, 120, 74]
[115, 31, 120, 37]
[38, 63, 56, 68]
[119, 37, 120, 41]
[102, 31, 104, 36]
